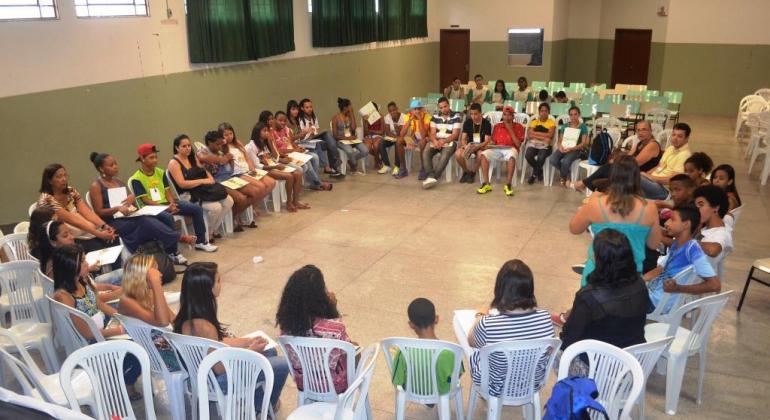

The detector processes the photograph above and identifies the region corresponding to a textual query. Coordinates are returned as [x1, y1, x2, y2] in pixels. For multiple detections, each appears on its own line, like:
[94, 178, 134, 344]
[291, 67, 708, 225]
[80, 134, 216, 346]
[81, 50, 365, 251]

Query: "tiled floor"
[139, 115, 769, 418]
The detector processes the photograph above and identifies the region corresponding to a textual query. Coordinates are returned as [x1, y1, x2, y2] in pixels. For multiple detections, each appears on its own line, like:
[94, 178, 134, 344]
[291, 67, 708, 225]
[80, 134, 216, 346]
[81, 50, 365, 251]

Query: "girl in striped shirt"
[468, 260, 554, 396]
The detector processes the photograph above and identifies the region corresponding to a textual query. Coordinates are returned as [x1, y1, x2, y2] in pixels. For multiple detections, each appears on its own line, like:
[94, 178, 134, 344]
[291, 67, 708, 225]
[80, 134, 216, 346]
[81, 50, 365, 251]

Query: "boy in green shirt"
[391, 298, 463, 395]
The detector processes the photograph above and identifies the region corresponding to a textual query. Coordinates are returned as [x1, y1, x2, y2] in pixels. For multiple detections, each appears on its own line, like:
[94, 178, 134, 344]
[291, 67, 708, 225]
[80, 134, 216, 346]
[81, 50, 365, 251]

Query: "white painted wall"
[566, 0, 601, 39]
[432, 0, 561, 42]
[0, 0, 439, 98]
[665, 0, 770, 44]
[598, 0, 669, 42]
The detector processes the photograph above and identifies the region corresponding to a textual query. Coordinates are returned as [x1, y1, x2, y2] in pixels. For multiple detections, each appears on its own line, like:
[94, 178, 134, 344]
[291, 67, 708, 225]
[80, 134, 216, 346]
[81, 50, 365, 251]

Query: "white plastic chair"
[163, 330, 226, 420]
[113, 314, 188, 420]
[47, 296, 104, 355]
[557, 340, 644, 420]
[0, 233, 34, 261]
[60, 340, 156, 419]
[624, 336, 674, 419]
[735, 95, 769, 138]
[744, 111, 769, 159]
[0, 328, 94, 410]
[754, 88, 770, 102]
[656, 128, 673, 150]
[380, 337, 464, 420]
[0, 387, 93, 420]
[747, 119, 770, 185]
[13, 222, 30, 234]
[288, 343, 379, 420]
[0, 262, 58, 374]
[644, 108, 671, 129]
[28, 202, 38, 217]
[645, 291, 733, 415]
[164, 170, 232, 236]
[196, 347, 273, 420]
[469, 338, 561, 420]
[277, 336, 359, 407]
[647, 266, 699, 323]
[0, 259, 47, 328]
[484, 111, 503, 126]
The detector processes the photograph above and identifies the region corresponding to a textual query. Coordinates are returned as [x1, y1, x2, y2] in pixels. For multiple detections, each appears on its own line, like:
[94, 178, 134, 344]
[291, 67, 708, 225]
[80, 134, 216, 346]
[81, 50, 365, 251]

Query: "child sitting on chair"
[391, 298, 462, 396]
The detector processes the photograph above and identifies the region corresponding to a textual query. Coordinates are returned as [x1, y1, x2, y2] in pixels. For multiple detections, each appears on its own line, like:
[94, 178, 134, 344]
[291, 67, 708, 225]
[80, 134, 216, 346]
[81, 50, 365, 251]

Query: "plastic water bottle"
[252, 256, 263, 264]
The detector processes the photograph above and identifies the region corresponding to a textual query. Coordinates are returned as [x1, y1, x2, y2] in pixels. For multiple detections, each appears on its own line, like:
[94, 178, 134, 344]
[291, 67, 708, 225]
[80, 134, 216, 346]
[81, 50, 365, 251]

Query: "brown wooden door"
[611, 29, 652, 86]
[440, 29, 470, 92]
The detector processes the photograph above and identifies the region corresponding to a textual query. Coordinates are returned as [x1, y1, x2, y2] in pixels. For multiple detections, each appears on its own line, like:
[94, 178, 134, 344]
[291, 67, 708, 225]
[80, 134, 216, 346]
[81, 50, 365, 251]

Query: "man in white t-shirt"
[467, 74, 490, 105]
[694, 185, 734, 277]
[379, 101, 406, 175]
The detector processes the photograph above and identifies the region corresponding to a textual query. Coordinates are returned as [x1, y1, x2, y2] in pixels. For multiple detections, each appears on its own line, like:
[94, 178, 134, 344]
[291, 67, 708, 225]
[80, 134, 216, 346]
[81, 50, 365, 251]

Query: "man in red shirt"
[477, 105, 524, 196]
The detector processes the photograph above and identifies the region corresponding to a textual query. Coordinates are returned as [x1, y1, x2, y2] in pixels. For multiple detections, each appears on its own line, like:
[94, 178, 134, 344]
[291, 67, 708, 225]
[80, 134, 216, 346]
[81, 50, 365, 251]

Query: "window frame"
[0, 0, 58, 22]
[74, 0, 150, 19]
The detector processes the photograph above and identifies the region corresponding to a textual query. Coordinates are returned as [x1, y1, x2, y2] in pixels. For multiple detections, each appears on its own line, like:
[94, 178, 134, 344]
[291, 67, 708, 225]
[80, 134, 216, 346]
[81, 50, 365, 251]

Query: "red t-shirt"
[492, 122, 525, 149]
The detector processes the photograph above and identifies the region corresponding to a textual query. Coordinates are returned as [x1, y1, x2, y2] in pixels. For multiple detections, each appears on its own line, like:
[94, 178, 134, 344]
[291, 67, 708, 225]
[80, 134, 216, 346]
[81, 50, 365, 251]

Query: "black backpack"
[588, 131, 614, 166]
[135, 240, 178, 284]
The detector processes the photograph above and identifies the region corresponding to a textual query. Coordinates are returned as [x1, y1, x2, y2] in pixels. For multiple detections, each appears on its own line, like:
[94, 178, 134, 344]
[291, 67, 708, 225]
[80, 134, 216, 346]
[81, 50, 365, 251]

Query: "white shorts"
[482, 147, 518, 162]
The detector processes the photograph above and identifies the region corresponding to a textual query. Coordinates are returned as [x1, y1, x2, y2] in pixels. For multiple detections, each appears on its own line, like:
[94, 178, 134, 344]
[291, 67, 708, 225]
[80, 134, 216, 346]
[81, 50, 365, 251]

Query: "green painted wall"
[0, 43, 439, 224]
[564, 39, 599, 84]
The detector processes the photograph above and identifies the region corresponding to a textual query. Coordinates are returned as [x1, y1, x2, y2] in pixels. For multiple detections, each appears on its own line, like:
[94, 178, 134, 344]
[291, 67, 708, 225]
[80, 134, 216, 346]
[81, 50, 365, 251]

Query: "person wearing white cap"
[395, 98, 432, 179]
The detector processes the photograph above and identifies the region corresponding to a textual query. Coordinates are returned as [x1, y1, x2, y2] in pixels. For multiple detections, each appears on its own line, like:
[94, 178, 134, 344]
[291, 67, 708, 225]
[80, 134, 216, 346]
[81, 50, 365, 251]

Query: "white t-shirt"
[298, 116, 320, 140]
[244, 141, 266, 170]
[700, 226, 733, 272]
[229, 147, 250, 175]
[384, 113, 405, 137]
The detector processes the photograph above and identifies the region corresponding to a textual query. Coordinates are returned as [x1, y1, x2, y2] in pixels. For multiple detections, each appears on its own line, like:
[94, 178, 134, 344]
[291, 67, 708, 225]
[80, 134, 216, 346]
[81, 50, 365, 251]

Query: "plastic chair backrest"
[609, 103, 630, 118]
[277, 335, 357, 402]
[334, 343, 378, 420]
[47, 296, 104, 353]
[449, 99, 465, 113]
[504, 82, 517, 93]
[753, 88, 770, 102]
[60, 340, 155, 420]
[656, 128, 673, 150]
[624, 336, 674, 382]
[478, 338, 561, 405]
[514, 112, 531, 127]
[380, 338, 463, 401]
[593, 116, 623, 134]
[0, 329, 54, 402]
[620, 135, 638, 151]
[426, 92, 442, 102]
[645, 108, 671, 125]
[550, 102, 570, 116]
[481, 103, 496, 114]
[113, 314, 179, 377]
[582, 93, 599, 105]
[558, 339, 644, 420]
[568, 82, 586, 93]
[532, 81, 547, 91]
[663, 291, 733, 355]
[0, 261, 44, 325]
[484, 111, 502, 125]
[742, 97, 769, 114]
[647, 266, 698, 322]
[579, 104, 597, 117]
[197, 347, 273, 420]
[0, 233, 34, 261]
[163, 330, 225, 402]
[28, 202, 38, 217]
[548, 81, 564, 93]
[622, 100, 641, 114]
[592, 83, 607, 92]
[13, 222, 30, 234]
[663, 91, 683, 104]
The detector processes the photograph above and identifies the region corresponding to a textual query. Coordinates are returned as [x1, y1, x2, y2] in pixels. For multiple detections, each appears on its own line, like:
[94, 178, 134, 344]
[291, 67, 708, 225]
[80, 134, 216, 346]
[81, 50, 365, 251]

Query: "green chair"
[449, 99, 466, 113]
[505, 83, 517, 93]
[648, 96, 669, 108]
[622, 100, 641, 114]
[642, 90, 660, 101]
[592, 84, 607, 92]
[481, 103, 496, 114]
[503, 100, 523, 113]
[596, 99, 612, 114]
[664, 91, 683, 123]
[549, 81, 565, 93]
[532, 81, 547, 91]
[579, 103, 597, 118]
[550, 102, 571, 116]
[426, 92, 442, 103]
[582, 93, 599, 104]
[606, 94, 624, 104]
[626, 90, 644, 100]
[567, 82, 587, 93]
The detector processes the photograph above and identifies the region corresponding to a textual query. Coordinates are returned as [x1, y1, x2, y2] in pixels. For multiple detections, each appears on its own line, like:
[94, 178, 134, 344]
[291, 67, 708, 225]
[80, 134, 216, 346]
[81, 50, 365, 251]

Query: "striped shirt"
[430, 112, 462, 140]
[470, 310, 554, 396]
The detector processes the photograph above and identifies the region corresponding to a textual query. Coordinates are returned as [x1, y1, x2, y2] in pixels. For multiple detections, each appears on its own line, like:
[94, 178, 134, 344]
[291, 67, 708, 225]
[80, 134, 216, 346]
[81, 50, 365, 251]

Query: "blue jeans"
[93, 269, 123, 286]
[338, 142, 369, 166]
[301, 153, 323, 188]
[640, 176, 670, 200]
[549, 149, 582, 179]
[156, 200, 208, 244]
[214, 348, 289, 408]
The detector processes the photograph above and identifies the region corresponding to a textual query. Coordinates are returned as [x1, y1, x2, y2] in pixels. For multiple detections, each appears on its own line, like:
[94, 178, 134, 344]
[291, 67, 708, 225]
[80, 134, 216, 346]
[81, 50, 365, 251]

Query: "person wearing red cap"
[477, 105, 524, 196]
[129, 143, 218, 252]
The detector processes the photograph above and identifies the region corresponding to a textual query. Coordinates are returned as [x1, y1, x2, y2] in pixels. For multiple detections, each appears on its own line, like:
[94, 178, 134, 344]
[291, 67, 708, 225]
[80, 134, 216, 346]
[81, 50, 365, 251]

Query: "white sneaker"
[171, 253, 188, 265]
[195, 242, 218, 252]
[422, 177, 438, 189]
[378, 166, 390, 174]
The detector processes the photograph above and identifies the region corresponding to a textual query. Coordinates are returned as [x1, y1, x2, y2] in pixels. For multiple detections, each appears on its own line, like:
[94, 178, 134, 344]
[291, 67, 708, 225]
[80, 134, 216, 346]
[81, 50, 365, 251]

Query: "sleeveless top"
[634, 139, 663, 172]
[581, 198, 651, 286]
[71, 284, 99, 317]
[335, 116, 352, 138]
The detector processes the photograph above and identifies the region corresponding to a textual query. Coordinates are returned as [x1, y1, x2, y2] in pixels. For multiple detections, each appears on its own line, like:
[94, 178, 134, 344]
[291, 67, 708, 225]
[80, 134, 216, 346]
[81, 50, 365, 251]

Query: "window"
[507, 28, 544, 66]
[75, 0, 148, 18]
[0, 0, 57, 20]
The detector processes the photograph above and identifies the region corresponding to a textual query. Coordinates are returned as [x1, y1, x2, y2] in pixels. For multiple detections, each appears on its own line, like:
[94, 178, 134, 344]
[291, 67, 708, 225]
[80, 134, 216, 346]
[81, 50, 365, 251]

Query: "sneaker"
[378, 166, 390, 174]
[527, 174, 537, 185]
[329, 169, 344, 178]
[395, 168, 409, 179]
[417, 169, 428, 181]
[504, 184, 514, 196]
[391, 166, 400, 176]
[459, 172, 470, 183]
[170, 253, 188, 265]
[466, 171, 476, 183]
[422, 177, 438, 189]
[477, 183, 492, 194]
[537, 172, 544, 181]
[195, 242, 218, 252]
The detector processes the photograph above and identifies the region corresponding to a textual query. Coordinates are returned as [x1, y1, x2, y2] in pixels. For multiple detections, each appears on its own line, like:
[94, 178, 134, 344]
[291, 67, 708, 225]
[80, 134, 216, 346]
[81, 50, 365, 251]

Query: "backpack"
[543, 376, 609, 420]
[135, 240, 178, 284]
[588, 131, 614, 166]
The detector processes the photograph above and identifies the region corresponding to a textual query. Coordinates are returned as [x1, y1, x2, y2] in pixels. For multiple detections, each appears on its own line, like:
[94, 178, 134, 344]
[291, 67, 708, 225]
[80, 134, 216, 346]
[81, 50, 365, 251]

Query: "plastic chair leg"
[40, 337, 60, 374]
[438, 394, 451, 420]
[454, 389, 464, 420]
[665, 353, 688, 415]
[466, 384, 478, 420]
[166, 373, 188, 420]
[696, 349, 707, 405]
[761, 154, 770, 186]
[486, 396, 501, 420]
[532, 392, 541, 420]
[395, 390, 406, 420]
[271, 186, 282, 213]
[748, 145, 761, 174]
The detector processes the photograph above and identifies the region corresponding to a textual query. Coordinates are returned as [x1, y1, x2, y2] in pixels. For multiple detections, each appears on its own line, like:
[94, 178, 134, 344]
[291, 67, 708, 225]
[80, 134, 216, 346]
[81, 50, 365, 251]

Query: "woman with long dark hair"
[570, 155, 662, 286]
[559, 229, 650, 349]
[276, 265, 355, 394]
[298, 98, 343, 177]
[174, 262, 288, 411]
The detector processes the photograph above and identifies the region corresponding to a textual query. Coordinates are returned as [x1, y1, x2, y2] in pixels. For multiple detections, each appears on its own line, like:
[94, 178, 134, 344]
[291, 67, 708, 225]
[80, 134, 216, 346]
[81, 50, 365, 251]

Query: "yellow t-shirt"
[528, 118, 556, 148]
[403, 112, 432, 140]
[653, 144, 692, 178]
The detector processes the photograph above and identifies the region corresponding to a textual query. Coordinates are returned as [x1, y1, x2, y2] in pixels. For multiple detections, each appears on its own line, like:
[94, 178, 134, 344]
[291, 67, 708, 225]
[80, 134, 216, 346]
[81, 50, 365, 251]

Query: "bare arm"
[665, 276, 721, 295]
[167, 159, 211, 190]
[569, 196, 597, 234]
[700, 241, 723, 258]
[634, 142, 661, 167]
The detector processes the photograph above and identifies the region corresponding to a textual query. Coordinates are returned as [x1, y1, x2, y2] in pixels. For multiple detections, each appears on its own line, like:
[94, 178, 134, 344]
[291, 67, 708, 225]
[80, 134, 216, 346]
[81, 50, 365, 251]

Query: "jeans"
[380, 140, 399, 167]
[549, 149, 583, 179]
[320, 132, 340, 169]
[524, 146, 552, 177]
[302, 152, 323, 187]
[156, 200, 208, 245]
[338, 142, 369, 166]
[423, 142, 457, 179]
[93, 269, 123, 286]
[641, 176, 671, 200]
[214, 348, 289, 408]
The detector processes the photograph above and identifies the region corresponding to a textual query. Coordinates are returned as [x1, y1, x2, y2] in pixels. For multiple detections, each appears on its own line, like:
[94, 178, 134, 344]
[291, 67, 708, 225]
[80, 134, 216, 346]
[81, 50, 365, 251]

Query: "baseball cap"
[409, 98, 424, 109]
[502, 105, 515, 114]
[136, 143, 159, 161]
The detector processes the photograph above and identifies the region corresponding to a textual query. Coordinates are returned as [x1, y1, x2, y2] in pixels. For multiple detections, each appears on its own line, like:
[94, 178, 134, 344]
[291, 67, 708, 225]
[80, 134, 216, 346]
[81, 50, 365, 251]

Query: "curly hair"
[276, 265, 339, 336]
[587, 229, 639, 288]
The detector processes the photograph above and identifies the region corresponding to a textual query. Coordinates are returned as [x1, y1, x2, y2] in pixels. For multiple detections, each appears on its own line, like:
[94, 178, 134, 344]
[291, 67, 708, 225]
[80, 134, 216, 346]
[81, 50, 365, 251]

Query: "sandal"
[233, 225, 244, 233]
[296, 202, 310, 210]
[286, 203, 298, 213]
[320, 183, 333, 191]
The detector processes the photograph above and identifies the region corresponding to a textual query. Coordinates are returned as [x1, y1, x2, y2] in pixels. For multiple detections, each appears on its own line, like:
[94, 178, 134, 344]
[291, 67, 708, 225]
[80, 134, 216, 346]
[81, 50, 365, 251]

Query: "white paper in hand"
[562, 127, 581, 149]
[85, 245, 124, 267]
[107, 187, 128, 208]
[243, 330, 278, 350]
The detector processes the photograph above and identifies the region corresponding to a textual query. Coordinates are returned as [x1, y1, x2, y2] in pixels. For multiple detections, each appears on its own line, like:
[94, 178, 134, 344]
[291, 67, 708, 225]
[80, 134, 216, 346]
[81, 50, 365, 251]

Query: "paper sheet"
[359, 102, 382, 125]
[85, 245, 124, 267]
[243, 169, 268, 181]
[221, 177, 249, 190]
[562, 127, 581, 149]
[122, 205, 168, 218]
[243, 330, 278, 350]
[288, 152, 312, 166]
[340, 139, 363, 145]
[107, 187, 128, 208]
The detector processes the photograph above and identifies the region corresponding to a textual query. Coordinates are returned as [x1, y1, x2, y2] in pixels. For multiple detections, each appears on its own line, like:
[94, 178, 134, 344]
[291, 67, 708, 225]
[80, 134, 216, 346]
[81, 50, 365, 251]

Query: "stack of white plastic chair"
[288, 343, 379, 420]
[735, 95, 769, 139]
[753, 88, 770, 102]
[644, 291, 733, 415]
[46, 296, 105, 354]
[0, 233, 35, 261]
[747, 111, 770, 185]
[469, 337, 561, 420]
[624, 336, 675, 419]
[60, 340, 156, 419]
[380, 337, 465, 420]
